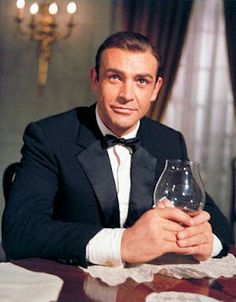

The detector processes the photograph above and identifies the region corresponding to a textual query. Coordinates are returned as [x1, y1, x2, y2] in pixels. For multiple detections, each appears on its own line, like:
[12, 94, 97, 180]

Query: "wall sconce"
[15, 0, 77, 94]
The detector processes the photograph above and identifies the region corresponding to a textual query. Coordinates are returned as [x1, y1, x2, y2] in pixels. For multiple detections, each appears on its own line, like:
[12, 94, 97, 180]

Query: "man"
[2, 32, 232, 267]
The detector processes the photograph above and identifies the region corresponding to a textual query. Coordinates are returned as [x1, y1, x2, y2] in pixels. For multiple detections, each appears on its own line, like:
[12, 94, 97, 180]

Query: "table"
[9, 247, 236, 302]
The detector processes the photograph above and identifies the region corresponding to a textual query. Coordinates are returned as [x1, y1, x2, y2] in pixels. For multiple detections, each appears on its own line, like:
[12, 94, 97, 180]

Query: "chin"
[113, 124, 136, 136]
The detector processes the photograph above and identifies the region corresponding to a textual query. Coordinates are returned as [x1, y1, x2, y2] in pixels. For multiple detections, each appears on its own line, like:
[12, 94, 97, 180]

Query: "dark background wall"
[0, 0, 122, 235]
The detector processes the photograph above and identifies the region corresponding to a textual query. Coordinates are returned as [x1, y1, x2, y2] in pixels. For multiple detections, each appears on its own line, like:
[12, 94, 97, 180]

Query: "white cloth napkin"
[145, 291, 221, 302]
[82, 253, 236, 286]
[0, 262, 63, 302]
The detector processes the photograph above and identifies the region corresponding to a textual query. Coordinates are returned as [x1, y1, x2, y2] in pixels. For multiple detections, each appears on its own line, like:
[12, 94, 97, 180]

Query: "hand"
[156, 198, 213, 261]
[157, 198, 213, 261]
[121, 207, 193, 264]
[176, 211, 213, 261]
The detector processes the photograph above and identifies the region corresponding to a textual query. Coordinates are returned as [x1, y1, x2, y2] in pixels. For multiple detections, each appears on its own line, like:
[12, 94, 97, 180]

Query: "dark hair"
[95, 31, 161, 79]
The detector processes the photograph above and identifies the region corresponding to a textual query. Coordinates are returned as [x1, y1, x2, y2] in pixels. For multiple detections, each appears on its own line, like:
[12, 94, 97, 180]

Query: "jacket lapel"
[125, 120, 166, 227]
[75, 106, 120, 227]
[125, 146, 157, 227]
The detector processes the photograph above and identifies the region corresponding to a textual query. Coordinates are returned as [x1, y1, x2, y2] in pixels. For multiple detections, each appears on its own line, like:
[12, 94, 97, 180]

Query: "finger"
[162, 219, 184, 232]
[156, 197, 173, 209]
[193, 250, 212, 261]
[183, 244, 212, 261]
[154, 207, 193, 226]
[177, 222, 212, 240]
[162, 198, 174, 208]
[164, 199, 174, 208]
[177, 232, 211, 247]
[165, 241, 191, 255]
[161, 228, 182, 242]
[191, 211, 211, 225]
[156, 201, 166, 209]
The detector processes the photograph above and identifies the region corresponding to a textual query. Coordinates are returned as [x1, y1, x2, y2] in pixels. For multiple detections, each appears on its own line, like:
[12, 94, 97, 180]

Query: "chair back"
[230, 158, 236, 241]
[2, 162, 19, 203]
[1, 163, 19, 261]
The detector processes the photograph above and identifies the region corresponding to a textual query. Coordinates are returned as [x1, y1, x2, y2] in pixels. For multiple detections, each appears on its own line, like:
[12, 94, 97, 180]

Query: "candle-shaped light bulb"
[30, 3, 39, 15]
[16, 0, 25, 21]
[49, 2, 58, 15]
[67, 2, 77, 14]
[16, 0, 25, 9]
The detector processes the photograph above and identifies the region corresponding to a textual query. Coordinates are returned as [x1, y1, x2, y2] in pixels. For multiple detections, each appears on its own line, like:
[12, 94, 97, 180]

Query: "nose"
[118, 80, 134, 103]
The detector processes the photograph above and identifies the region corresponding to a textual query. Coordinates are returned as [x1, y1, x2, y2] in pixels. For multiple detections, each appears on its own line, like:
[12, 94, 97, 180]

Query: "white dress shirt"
[86, 106, 222, 266]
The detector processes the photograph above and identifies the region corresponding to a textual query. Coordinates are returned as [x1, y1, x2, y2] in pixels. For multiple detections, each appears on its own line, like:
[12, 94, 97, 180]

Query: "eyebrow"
[104, 68, 123, 76]
[104, 68, 155, 80]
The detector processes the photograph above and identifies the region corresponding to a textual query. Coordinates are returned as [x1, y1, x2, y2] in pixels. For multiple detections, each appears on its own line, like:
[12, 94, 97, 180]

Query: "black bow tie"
[102, 134, 140, 153]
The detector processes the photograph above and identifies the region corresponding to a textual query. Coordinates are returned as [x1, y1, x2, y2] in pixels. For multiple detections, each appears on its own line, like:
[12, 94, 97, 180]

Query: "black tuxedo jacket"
[2, 104, 231, 267]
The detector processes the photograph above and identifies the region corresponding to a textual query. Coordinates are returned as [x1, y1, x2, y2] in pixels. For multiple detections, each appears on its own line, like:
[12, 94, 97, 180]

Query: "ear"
[151, 77, 163, 102]
[90, 67, 99, 91]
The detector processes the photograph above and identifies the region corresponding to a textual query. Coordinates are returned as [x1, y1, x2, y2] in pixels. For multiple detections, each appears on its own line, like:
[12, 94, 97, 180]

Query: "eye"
[108, 74, 121, 81]
[137, 78, 149, 86]
[139, 78, 147, 84]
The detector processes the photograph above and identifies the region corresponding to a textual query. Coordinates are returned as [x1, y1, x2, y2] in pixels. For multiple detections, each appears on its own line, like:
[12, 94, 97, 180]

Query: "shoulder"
[34, 106, 91, 129]
[27, 105, 94, 133]
[23, 105, 95, 146]
[141, 116, 182, 138]
[140, 116, 187, 158]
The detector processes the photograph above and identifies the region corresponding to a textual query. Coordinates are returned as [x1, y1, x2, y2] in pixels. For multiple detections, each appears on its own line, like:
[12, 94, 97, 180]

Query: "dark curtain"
[121, 0, 193, 121]
[224, 0, 236, 117]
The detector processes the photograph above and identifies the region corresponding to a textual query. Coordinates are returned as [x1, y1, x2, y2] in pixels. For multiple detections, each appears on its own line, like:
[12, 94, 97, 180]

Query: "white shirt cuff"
[86, 228, 125, 267]
[211, 234, 223, 257]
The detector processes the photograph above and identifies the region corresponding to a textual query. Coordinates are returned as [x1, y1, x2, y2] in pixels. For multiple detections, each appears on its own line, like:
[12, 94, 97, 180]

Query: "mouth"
[111, 106, 136, 114]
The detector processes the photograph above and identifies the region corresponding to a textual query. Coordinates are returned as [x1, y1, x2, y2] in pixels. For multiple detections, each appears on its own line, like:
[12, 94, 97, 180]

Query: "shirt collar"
[95, 104, 140, 139]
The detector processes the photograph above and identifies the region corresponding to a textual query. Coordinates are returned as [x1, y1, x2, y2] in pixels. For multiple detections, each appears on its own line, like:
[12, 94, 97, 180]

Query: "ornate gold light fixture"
[15, 0, 77, 93]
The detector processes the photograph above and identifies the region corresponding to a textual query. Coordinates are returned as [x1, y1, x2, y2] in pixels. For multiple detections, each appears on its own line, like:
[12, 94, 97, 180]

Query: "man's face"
[90, 48, 163, 136]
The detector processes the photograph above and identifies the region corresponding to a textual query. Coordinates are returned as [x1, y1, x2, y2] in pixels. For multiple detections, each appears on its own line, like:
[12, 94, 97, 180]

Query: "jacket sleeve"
[2, 122, 102, 267]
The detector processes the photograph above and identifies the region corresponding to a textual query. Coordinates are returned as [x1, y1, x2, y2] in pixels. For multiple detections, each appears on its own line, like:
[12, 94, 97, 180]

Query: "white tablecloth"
[0, 262, 63, 302]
